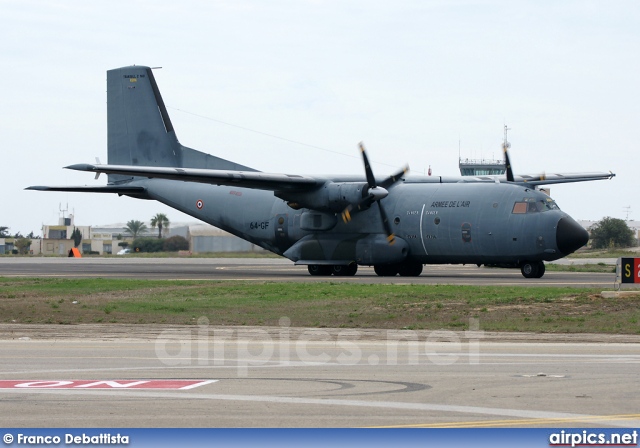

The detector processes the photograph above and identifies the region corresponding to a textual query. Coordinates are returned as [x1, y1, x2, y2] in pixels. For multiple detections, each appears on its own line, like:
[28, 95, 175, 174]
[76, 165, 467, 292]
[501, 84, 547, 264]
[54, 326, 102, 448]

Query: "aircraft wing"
[512, 172, 615, 185]
[443, 171, 615, 185]
[34, 164, 615, 193]
[61, 163, 324, 191]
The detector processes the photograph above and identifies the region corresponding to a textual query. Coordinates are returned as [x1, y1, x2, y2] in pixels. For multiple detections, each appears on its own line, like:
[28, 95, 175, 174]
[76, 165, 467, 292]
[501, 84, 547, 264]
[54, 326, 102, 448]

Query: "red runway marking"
[0, 380, 217, 389]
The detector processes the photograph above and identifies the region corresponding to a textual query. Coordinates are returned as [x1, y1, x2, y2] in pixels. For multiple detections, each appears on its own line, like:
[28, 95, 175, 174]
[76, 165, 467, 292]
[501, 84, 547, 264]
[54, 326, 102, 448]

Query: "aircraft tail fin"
[107, 66, 254, 183]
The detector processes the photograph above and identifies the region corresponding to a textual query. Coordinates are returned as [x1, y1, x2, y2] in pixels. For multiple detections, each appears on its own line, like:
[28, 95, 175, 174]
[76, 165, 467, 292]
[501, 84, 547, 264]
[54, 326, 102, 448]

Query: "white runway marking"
[4, 388, 639, 428]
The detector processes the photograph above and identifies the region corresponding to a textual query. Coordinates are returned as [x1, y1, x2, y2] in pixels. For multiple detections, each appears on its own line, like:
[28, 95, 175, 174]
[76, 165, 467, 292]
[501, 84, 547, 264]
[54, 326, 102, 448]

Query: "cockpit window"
[542, 198, 560, 210]
[512, 198, 560, 214]
[512, 202, 527, 214]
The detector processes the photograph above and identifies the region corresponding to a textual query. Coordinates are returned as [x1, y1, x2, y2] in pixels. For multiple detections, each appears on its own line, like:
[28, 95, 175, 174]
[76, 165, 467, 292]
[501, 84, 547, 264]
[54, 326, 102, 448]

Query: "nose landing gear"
[520, 261, 546, 278]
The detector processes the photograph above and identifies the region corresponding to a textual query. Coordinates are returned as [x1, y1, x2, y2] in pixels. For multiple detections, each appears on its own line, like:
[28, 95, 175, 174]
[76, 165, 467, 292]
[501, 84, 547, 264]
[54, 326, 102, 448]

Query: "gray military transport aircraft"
[28, 65, 615, 278]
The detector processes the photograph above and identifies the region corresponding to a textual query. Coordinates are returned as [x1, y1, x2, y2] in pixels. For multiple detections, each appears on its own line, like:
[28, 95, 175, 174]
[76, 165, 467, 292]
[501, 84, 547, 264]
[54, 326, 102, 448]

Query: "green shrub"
[132, 237, 164, 253]
[163, 235, 189, 252]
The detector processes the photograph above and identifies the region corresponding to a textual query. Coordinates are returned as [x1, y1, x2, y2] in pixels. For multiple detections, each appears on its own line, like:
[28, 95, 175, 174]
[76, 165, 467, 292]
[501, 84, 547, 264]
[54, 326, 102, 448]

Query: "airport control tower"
[458, 126, 508, 176]
[458, 157, 506, 176]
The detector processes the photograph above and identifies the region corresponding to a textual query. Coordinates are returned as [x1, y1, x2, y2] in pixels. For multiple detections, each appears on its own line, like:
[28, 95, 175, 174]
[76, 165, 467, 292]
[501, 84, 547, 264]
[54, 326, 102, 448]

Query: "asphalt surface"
[0, 324, 639, 428]
[0, 257, 618, 287]
[1, 257, 636, 428]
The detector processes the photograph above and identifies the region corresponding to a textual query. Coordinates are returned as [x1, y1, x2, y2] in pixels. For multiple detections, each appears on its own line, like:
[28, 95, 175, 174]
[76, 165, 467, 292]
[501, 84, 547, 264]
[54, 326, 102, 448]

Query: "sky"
[2, 0, 639, 235]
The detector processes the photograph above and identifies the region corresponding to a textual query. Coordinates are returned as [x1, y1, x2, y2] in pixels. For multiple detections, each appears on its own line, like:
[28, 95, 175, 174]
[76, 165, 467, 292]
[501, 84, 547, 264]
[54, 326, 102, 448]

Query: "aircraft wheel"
[308, 265, 332, 276]
[534, 262, 545, 278]
[520, 261, 540, 278]
[332, 264, 358, 276]
[345, 263, 358, 276]
[374, 264, 399, 277]
[398, 262, 423, 277]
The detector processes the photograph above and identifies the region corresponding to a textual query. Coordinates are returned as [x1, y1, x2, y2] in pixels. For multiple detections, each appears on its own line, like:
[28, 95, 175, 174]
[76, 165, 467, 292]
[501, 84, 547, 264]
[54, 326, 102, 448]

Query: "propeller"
[341, 142, 408, 245]
[502, 139, 514, 182]
[503, 139, 548, 183]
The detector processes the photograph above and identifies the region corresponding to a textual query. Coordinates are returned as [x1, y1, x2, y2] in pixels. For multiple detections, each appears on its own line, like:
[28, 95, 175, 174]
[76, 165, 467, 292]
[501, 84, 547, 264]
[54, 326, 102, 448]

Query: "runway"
[0, 257, 616, 287]
[0, 324, 639, 428]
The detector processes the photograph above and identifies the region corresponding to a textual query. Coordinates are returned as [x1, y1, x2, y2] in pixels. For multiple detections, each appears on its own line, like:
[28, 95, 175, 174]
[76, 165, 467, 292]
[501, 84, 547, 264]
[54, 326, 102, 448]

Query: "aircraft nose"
[556, 217, 589, 255]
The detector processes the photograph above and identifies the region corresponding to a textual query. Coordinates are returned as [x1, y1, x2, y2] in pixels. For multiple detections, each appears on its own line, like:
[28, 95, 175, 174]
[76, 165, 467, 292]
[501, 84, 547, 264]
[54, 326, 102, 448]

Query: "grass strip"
[1, 277, 638, 334]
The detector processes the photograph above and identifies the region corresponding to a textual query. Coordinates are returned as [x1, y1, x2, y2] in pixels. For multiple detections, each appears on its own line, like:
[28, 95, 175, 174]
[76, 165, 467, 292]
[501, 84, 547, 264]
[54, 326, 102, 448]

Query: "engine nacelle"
[276, 182, 367, 213]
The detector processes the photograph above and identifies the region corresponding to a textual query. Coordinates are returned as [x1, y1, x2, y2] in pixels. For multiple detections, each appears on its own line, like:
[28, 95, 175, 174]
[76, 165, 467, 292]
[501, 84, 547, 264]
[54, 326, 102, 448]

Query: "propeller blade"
[533, 172, 546, 182]
[522, 172, 547, 183]
[341, 205, 353, 223]
[379, 165, 409, 189]
[341, 195, 375, 223]
[503, 142, 514, 182]
[359, 142, 377, 187]
[377, 202, 395, 245]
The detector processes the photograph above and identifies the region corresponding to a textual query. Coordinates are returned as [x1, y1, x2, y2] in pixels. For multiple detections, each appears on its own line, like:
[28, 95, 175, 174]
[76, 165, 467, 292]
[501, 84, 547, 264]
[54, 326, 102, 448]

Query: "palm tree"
[150, 213, 170, 239]
[125, 220, 148, 239]
[70, 227, 83, 248]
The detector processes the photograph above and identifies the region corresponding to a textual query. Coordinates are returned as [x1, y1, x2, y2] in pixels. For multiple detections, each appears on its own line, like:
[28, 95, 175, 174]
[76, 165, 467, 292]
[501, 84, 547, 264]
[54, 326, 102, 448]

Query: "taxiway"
[0, 257, 616, 287]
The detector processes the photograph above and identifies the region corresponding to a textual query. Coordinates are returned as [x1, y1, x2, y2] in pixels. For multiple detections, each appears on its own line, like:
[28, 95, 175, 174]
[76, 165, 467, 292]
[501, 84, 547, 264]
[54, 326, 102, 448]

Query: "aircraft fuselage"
[143, 178, 580, 268]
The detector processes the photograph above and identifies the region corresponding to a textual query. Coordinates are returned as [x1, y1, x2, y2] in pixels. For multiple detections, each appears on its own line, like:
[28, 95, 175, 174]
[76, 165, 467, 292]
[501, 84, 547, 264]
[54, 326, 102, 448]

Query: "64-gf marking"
[250, 221, 269, 230]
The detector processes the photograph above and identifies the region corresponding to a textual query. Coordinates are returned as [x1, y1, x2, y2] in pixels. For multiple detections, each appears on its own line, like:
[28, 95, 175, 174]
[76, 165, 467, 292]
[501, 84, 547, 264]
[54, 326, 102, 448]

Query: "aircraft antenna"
[503, 124, 511, 152]
[169, 107, 400, 169]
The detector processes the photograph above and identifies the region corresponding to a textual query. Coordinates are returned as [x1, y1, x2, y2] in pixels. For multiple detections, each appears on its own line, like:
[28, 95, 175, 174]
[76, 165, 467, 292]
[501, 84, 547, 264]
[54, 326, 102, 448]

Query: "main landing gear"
[307, 261, 424, 277]
[374, 261, 423, 277]
[520, 261, 546, 278]
[308, 264, 358, 276]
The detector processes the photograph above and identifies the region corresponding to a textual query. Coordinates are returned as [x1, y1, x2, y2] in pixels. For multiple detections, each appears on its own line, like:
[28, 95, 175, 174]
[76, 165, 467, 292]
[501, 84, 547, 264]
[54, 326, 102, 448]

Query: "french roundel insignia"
[196, 199, 204, 210]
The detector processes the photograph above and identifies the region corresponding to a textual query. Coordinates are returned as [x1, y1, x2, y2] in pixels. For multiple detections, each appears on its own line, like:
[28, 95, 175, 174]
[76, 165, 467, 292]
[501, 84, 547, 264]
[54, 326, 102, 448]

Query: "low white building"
[170, 223, 266, 254]
[38, 216, 155, 255]
[0, 238, 13, 254]
[40, 215, 92, 255]
[29, 216, 264, 255]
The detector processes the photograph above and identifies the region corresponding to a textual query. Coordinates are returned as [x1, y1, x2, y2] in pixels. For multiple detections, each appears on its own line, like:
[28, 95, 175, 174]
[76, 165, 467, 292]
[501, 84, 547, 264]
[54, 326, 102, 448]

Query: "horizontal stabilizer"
[25, 185, 147, 195]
